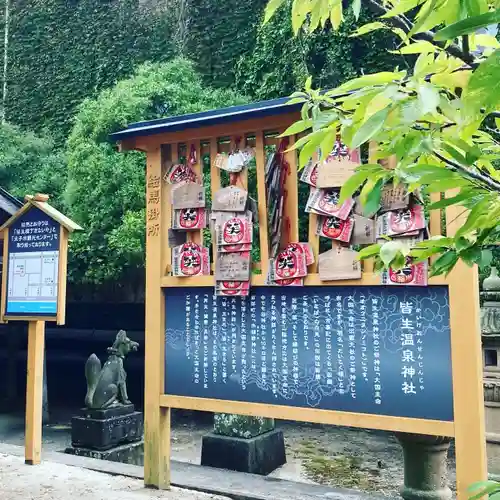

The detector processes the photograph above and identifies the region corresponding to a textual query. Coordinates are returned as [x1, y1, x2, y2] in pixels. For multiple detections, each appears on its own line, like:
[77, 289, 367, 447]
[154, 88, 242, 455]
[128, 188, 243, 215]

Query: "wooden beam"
[255, 131, 269, 275]
[56, 227, 68, 326]
[161, 273, 448, 288]
[144, 146, 169, 489]
[160, 395, 455, 437]
[126, 114, 300, 152]
[283, 135, 299, 244]
[161, 144, 175, 276]
[209, 138, 221, 265]
[0, 227, 9, 323]
[25, 320, 45, 465]
[307, 151, 319, 273]
[445, 192, 487, 499]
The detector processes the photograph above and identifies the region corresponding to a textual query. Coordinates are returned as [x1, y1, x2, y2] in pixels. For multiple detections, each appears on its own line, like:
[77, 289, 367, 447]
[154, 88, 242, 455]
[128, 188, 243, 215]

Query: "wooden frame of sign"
[0, 194, 82, 465]
[115, 105, 486, 499]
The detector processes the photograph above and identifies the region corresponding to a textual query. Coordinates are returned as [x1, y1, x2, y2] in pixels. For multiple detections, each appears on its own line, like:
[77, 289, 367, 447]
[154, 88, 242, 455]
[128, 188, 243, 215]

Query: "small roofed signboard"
[0, 194, 82, 324]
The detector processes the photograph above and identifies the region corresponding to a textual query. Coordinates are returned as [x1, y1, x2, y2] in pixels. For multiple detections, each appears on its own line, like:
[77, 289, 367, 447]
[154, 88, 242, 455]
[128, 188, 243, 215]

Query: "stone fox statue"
[85, 330, 139, 409]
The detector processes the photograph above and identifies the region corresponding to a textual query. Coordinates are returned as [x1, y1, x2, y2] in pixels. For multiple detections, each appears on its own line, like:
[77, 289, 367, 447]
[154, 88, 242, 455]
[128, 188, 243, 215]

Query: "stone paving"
[0, 452, 231, 500]
[0, 412, 460, 497]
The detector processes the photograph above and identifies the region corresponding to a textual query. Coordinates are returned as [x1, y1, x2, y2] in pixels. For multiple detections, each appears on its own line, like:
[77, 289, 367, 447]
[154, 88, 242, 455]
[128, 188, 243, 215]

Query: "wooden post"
[5, 327, 18, 404]
[446, 193, 487, 498]
[255, 131, 269, 274]
[144, 145, 169, 489]
[25, 320, 45, 465]
[42, 352, 49, 425]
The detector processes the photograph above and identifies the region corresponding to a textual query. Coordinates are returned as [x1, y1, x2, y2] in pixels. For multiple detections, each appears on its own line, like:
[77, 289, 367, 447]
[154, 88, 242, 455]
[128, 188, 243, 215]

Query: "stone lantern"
[481, 267, 500, 472]
[481, 268, 500, 388]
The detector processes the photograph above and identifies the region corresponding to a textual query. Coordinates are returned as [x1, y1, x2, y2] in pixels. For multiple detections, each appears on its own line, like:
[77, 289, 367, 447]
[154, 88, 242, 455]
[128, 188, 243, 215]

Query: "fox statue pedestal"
[65, 330, 144, 465]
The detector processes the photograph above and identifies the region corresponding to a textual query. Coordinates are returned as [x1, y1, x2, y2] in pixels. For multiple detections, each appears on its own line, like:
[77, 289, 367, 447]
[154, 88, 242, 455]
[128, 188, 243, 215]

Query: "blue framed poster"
[5, 207, 60, 316]
[165, 285, 454, 422]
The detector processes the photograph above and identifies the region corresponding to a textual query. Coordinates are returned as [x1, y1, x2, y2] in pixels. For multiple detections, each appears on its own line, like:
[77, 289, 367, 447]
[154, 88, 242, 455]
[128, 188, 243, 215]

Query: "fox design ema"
[84, 330, 139, 409]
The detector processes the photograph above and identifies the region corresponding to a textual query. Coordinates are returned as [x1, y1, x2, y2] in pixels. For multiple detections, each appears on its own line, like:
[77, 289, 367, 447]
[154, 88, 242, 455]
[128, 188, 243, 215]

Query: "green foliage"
[0, 122, 66, 203]
[65, 58, 246, 286]
[3, 0, 176, 143]
[469, 480, 500, 499]
[185, 0, 268, 87]
[267, 0, 500, 278]
[235, 2, 402, 100]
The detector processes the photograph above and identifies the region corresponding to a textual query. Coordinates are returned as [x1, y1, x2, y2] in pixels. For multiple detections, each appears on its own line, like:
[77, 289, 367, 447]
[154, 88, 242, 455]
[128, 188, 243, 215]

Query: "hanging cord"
[277, 138, 291, 249]
[188, 144, 197, 166]
[229, 136, 246, 188]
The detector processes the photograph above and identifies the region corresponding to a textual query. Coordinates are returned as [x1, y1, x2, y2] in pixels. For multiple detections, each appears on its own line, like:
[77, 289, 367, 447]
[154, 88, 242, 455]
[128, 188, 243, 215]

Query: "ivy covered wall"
[185, 0, 269, 87]
[0, 0, 402, 145]
[2, 0, 176, 142]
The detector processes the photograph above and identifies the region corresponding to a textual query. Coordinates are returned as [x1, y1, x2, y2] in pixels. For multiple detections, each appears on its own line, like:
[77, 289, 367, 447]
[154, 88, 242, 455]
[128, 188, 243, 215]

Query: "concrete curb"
[0, 442, 393, 500]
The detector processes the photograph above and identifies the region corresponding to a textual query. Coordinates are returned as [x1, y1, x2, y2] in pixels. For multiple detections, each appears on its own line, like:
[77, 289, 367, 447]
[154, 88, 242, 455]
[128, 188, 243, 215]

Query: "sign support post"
[0, 194, 82, 465]
[25, 320, 45, 465]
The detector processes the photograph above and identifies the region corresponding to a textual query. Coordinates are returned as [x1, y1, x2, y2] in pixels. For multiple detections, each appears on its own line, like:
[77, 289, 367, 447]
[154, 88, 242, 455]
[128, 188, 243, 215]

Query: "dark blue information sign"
[6, 207, 60, 316]
[165, 286, 453, 421]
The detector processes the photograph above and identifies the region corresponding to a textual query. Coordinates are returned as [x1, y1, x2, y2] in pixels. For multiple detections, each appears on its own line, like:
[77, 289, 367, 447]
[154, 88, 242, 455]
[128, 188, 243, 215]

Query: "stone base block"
[71, 411, 143, 451]
[79, 404, 135, 420]
[65, 441, 144, 466]
[201, 429, 286, 475]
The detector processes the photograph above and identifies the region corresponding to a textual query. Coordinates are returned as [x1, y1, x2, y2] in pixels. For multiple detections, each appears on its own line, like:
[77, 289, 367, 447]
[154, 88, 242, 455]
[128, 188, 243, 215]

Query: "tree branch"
[462, 35, 470, 61]
[365, 0, 477, 68]
[433, 151, 500, 192]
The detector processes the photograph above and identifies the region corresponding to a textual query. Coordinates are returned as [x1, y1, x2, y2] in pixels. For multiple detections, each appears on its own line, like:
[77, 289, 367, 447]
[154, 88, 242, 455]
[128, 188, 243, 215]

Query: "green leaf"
[455, 236, 474, 252]
[416, 169, 459, 184]
[289, 128, 328, 152]
[338, 171, 370, 204]
[415, 236, 454, 248]
[455, 197, 492, 237]
[264, 0, 286, 23]
[349, 22, 386, 37]
[305, 75, 313, 92]
[299, 138, 320, 170]
[461, 0, 481, 17]
[411, 247, 444, 261]
[330, 3, 343, 29]
[458, 246, 481, 266]
[417, 83, 440, 114]
[440, 143, 468, 165]
[410, 0, 438, 36]
[363, 178, 384, 215]
[382, 0, 425, 18]
[380, 241, 402, 266]
[291, 0, 309, 34]
[280, 119, 312, 137]
[428, 191, 472, 209]
[352, 0, 361, 18]
[390, 41, 438, 54]
[424, 177, 469, 192]
[430, 250, 459, 276]
[463, 49, 500, 118]
[434, 9, 500, 40]
[357, 243, 382, 260]
[391, 252, 407, 270]
[336, 71, 406, 92]
[469, 480, 500, 500]
[319, 133, 337, 162]
[351, 107, 390, 149]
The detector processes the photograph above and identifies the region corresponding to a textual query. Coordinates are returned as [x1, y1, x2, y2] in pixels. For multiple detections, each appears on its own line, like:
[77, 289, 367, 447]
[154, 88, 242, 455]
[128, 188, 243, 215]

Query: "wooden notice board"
[112, 97, 486, 498]
[0, 195, 82, 466]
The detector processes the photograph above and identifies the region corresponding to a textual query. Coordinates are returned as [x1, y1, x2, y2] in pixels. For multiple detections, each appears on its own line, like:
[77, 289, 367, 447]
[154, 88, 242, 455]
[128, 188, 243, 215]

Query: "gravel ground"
[0, 453, 230, 500]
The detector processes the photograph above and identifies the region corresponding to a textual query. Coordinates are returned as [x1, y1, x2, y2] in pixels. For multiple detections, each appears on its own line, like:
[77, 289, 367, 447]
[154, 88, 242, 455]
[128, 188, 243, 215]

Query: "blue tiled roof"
[110, 96, 300, 141]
